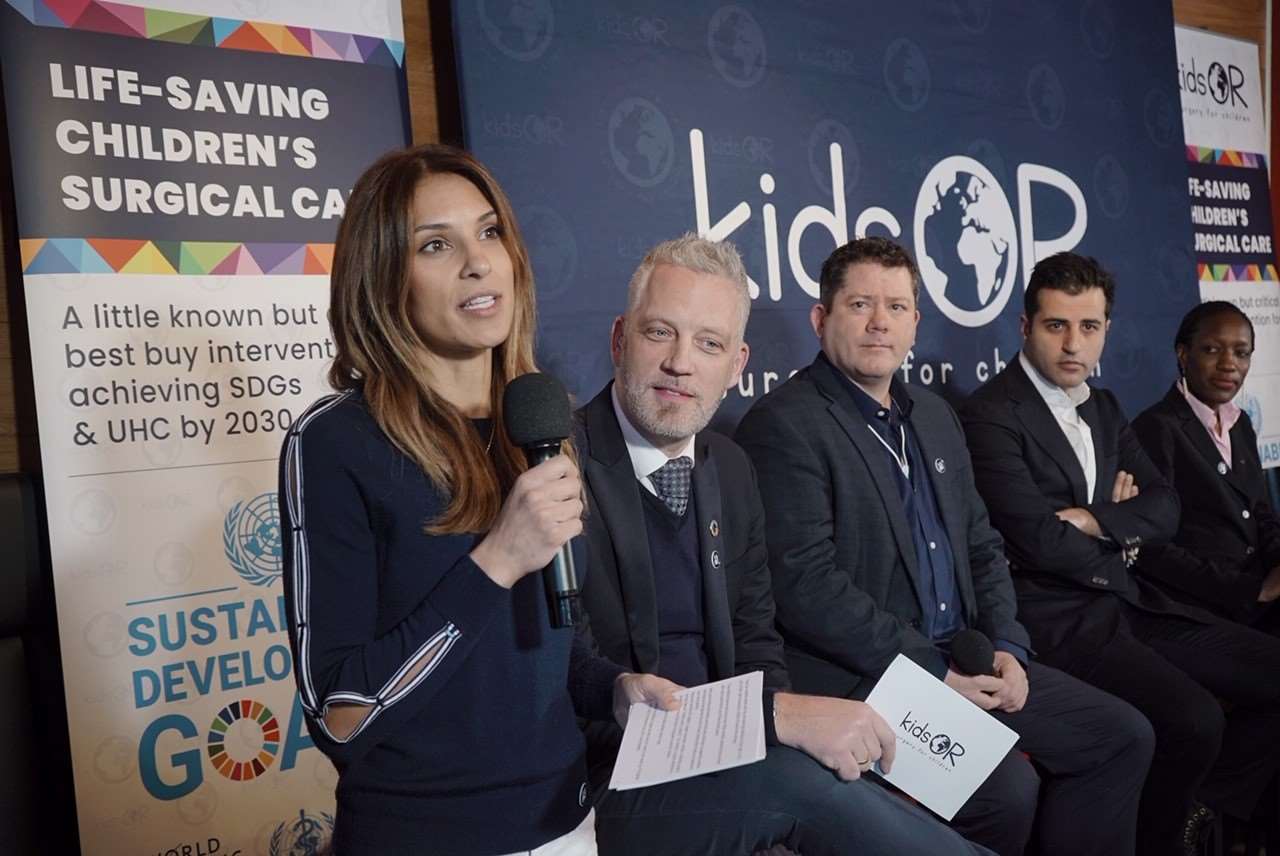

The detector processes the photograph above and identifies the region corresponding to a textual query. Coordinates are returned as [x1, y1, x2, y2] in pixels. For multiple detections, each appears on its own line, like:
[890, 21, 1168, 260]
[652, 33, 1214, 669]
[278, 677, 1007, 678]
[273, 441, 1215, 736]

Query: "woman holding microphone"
[279, 144, 673, 855]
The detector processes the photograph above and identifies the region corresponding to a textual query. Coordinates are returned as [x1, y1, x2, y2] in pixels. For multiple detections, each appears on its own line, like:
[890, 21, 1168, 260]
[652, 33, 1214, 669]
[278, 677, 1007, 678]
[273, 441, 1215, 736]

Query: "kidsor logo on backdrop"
[225, 492, 282, 587]
[691, 131, 1088, 328]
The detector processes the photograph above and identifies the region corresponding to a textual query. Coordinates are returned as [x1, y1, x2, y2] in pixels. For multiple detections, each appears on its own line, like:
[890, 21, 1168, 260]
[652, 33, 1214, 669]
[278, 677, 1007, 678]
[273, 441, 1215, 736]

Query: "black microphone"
[503, 372, 581, 628]
[950, 629, 997, 677]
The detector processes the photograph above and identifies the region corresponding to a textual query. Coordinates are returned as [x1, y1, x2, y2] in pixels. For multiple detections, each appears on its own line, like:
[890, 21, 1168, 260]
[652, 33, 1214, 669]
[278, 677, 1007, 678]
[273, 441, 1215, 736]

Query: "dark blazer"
[1133, 384, 1280, 625]
[575, 385, 789, 759]
[734, 355, 1029, 701]
[959, 357, 1204, 665]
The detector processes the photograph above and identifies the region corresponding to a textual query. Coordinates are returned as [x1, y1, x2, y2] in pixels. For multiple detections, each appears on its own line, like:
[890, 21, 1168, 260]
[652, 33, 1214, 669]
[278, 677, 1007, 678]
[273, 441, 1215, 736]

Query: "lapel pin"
[934, 457, 946, 473]
[710, 550, 721, 569]
[709, 519, 720, 537]
[1217, 462, 1228, 475]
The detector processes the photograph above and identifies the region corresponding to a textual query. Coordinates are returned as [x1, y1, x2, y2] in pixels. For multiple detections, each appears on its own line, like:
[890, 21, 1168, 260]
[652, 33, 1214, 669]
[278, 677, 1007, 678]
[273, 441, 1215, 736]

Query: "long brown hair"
[328, 144, 544, 534]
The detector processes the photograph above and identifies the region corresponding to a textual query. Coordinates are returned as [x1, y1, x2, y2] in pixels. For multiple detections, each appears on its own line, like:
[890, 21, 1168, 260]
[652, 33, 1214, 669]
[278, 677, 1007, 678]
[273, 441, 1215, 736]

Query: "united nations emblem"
[223, 492, 282, 587]
[270, 810, 335, 856]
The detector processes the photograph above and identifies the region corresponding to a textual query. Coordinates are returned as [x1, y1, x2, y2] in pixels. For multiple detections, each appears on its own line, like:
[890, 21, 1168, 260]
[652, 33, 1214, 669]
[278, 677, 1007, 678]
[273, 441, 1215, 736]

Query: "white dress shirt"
[1019, 351, 1097, 503]
[610, 384, 696, 494]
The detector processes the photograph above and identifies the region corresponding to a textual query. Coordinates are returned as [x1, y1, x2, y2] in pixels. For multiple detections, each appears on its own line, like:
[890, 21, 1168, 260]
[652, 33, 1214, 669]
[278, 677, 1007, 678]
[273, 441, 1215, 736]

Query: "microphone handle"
[523, 441, 582, 628]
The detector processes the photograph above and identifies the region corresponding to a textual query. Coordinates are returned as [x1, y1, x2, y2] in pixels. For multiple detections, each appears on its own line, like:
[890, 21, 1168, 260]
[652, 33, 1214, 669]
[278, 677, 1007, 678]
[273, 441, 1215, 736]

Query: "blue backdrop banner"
[453, 0, 1195, 426]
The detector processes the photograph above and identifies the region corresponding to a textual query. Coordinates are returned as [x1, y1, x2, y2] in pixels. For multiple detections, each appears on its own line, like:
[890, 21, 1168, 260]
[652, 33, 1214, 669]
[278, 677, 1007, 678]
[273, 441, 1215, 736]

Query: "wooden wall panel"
[0, 1, 1270, 474]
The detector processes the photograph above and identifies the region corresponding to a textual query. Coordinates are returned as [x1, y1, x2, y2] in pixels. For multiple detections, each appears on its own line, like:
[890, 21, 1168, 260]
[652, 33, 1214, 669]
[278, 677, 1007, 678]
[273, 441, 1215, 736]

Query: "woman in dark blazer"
[1133, 301, 1280, 629]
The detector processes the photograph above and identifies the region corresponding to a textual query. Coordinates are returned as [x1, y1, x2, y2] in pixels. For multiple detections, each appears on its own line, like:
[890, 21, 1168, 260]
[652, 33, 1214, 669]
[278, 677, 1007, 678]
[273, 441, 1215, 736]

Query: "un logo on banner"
[1242, 393, 1263, 435]
[477, 0, 554, 61]
[608, 97, 675, 187]
[224, 493, 282, 587]
[914, 156, 1019, 328]
[708, 6, 767, 88]
[270, 810, 335, 856]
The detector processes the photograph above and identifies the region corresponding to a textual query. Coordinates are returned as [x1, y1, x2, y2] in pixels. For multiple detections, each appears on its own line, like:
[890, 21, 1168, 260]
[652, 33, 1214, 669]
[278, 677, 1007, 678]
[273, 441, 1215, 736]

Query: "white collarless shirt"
[610, 385, 696, 495]
[1019, 351, 1097, 503]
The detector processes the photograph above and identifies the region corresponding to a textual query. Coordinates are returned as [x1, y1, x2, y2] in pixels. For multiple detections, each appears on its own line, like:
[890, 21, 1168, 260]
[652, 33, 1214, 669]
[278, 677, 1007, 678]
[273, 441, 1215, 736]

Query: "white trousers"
[493, 809, 597, 856]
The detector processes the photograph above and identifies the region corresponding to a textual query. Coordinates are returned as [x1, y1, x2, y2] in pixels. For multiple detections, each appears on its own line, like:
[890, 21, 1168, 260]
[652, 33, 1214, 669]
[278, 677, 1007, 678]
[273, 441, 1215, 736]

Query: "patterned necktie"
[650, 456, 694, 516]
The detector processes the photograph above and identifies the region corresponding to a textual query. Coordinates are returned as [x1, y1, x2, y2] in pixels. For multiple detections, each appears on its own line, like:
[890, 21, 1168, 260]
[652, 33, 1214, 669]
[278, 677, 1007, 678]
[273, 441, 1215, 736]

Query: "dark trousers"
[1047, 603, 1280, 856]
[591, 744, 992, 856]
[947, 662, 1154, 856]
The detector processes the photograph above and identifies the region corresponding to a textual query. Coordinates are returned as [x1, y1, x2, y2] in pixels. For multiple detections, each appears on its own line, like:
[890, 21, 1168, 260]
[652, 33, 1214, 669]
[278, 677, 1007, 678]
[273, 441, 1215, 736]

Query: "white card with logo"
[608, 671, 766, 791]
[865, 654, 1019, 820]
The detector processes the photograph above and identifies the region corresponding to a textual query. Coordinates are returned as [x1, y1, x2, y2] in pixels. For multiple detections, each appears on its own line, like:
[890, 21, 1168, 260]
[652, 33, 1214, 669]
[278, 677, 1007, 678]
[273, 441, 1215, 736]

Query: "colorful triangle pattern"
[19, 238, 334, 276]
[2, 0, 404, 66]
[1185, 145, 1266, 169]
[1197, 263, 1280, 283]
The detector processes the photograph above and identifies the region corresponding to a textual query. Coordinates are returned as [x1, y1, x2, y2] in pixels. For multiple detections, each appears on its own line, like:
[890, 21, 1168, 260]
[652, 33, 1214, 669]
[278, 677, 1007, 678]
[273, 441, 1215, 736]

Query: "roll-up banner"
[0, 1, 408, 851]
[1175, 26, 1280, 467]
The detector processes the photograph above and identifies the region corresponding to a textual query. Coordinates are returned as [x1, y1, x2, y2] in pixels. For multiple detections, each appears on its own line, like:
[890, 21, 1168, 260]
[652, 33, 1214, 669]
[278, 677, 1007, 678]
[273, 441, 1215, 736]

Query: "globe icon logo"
[930, 734, 953, 755]
[1093, 154, 1129, 219]
[93, 736, 135, 784]
[177, 786, 218, 826]
[83, 611, 127, 658]
[1106, 323, 1145, 380]
[1207, 62, 1232, 104]
[914, 155, 1019, 328]
[224, 492, 283, 586]
[270, 810, 335, 856]
[608, 97, 676, 187]
[965, 138, 1009, 187]
[1143, 89, 1176, 147]
[1026, 63, 1066, 130]
[1080, 0, 1117, 58]
[521, 205, 578, 299]
[707, 6, 767, 88]
[71, 488, 116, 535]
[808, 119, 859, 194]
[952, 0, 993, 34]
[884, 38, 931, 112]
[477, 0, 554, 62]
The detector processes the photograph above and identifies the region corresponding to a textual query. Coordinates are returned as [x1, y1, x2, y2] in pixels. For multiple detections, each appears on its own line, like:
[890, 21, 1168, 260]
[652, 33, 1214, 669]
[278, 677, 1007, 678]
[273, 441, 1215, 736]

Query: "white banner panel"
[1176, 25, 1280, 468]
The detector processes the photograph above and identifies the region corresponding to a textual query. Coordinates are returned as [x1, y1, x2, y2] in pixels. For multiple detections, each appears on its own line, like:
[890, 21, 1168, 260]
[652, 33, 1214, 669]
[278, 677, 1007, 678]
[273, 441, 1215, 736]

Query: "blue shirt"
[822, 355, 1028, 664]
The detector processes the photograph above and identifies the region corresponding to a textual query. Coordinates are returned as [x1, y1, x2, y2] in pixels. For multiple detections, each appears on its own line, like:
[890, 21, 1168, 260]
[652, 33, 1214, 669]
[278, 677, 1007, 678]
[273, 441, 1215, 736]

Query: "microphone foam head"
[503, 372, 573, 447]
[950, 629, 996, 677]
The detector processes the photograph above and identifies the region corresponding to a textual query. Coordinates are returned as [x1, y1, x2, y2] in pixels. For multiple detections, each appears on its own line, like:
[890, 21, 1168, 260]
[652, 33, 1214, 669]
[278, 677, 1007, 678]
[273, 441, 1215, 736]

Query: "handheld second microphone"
[950, 629, 997, 677]
[503, 372, 581, 628]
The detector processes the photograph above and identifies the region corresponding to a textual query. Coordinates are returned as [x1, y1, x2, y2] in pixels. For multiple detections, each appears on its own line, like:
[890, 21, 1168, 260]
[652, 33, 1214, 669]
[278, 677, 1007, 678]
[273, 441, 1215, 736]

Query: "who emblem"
[224, 492, 282, 587]
[270, 810, 335, 856]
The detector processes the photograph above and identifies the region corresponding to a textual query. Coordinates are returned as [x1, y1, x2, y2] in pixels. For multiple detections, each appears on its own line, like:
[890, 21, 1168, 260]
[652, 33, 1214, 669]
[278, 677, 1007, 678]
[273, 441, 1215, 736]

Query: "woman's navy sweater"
[279, 391, 620, 854]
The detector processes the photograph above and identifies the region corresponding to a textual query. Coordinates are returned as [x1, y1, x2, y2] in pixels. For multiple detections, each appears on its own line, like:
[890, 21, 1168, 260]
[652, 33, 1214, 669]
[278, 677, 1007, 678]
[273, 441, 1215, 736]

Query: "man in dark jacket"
[737, 237, 1153, 856]
[580, 233, 989, 856]
[960, 252, 1280, 856]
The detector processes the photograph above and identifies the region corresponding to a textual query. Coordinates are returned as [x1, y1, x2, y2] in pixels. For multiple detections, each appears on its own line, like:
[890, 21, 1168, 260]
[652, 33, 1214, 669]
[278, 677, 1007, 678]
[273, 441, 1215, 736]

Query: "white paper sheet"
[865, 655, 1019, 820]
[608, 671, 766, 791]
